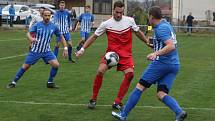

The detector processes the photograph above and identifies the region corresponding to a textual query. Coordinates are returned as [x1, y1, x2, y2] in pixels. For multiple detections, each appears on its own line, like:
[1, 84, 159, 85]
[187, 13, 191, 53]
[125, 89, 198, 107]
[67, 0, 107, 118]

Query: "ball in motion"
[104, 52, 119, 67]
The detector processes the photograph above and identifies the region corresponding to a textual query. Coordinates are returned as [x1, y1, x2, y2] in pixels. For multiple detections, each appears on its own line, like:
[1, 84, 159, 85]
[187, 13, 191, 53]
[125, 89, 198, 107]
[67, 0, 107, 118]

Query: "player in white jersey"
[7, 9, 68, 89]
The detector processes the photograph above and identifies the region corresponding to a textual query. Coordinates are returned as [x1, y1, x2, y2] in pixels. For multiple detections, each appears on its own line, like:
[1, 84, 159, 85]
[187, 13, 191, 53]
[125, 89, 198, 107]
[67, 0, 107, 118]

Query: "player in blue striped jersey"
[7, 9, 68, 89]
[112, 6, 187, 121]
[53, 0, 75, 63]
[75, 5, 94, 51]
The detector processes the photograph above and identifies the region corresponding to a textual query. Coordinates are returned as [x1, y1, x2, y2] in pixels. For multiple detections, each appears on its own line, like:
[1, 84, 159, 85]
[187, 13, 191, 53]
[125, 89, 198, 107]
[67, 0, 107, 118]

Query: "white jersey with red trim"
[95, 16, 139, 58]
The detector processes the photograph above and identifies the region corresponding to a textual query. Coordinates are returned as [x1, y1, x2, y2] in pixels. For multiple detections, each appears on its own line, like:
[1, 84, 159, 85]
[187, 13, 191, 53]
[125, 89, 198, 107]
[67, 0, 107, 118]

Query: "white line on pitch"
[0, 53, 27, 60]
[0, 38, 26, 42]
[0, 100, 214, 111]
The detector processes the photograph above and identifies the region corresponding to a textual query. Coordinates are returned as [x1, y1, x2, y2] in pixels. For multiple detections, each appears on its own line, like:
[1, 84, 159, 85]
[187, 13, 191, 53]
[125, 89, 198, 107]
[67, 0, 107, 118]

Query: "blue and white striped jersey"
[78, 13, 94, 33]
[53, 9, 71, 34]
[153, 19, 180, 64]
[29, 21, 61, 53]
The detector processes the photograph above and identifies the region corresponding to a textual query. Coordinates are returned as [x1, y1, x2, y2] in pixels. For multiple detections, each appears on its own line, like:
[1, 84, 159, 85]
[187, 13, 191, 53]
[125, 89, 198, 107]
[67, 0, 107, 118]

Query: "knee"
[157, 91, 167, 101]
[125, 72, 134, 82]
[96, 68, 106, 76]
[52, 62, 60, 68]
[22, 64, 30, 70]
[157, 85, 169, 101]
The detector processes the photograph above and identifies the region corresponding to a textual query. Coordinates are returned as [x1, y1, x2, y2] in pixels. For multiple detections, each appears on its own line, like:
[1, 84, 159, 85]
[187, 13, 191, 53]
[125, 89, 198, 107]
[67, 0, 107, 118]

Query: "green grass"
[0, 29, 215, 121]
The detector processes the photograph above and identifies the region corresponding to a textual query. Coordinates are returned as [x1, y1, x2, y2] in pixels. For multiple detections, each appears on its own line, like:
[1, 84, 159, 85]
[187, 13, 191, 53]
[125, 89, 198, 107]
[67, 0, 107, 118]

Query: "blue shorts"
[25, 51, 56, 65]
[56, 33, 71, 42]
[139, 61, 180, 92]
[80, 31, 90, 41]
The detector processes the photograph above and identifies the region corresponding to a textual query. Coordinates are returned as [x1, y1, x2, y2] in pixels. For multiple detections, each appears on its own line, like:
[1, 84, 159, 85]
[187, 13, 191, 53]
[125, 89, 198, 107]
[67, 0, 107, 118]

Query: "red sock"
[115, 72, 134, 104]
[91, 74, 103, 100]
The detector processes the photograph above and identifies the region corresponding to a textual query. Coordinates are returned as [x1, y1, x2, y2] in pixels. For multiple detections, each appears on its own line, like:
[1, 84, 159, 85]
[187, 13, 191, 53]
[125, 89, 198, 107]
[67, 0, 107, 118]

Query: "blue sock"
[13, 67, 26, 82]
[54, 47, 59, 57]
[121, 88, 143, 117]
[68, 46, 72, 61]
[162, 95, 183, 116]
[48, 67, 58, 83]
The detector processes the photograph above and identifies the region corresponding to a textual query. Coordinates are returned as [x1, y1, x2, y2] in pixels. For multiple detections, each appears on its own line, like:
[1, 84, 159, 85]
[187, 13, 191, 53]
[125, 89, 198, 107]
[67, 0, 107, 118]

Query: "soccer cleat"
[175, 111, 187, 121]
[88, 99, 96, 109]
[112, 111, 127, 121]
[7, 82, 16, 88]
[112, 102, 123, 111]
[69, 59, 76, 63]
[47, 83, 59, 89]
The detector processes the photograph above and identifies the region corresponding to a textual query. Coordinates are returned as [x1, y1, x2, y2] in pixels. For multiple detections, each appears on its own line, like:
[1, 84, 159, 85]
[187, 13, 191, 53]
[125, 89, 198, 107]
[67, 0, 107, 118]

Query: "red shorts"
[100, 56, 134, 71]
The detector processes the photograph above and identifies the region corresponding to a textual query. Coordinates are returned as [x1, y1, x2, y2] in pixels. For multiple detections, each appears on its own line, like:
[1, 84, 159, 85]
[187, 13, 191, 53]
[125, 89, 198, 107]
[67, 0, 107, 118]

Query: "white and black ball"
[104, 52, 119, 67]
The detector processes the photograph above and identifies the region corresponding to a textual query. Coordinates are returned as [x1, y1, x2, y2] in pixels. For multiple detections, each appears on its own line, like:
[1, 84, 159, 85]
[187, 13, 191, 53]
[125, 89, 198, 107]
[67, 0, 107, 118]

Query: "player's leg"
[45, 52, 60, 89]
[113, 68, 134, 111]
[112, 83, 147, 121]
[7, 52, 40, 88]
[54, 37, 61, 57]
[112, 61, 165, 120]
[157, 65, 187, 121]
[65, 33, 75, 62]
[88, 62, 108, 109]
[76, 31, 85, 51]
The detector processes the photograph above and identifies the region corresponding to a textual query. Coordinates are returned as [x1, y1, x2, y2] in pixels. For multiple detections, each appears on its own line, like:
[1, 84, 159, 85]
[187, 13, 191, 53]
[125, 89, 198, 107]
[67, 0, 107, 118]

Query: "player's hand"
[147, 52, 157, 61]
[76, 47, 85, 58]
[63, 47, 68, 58]
[30, 37, 37, 43]
[146, 37, 154, 48]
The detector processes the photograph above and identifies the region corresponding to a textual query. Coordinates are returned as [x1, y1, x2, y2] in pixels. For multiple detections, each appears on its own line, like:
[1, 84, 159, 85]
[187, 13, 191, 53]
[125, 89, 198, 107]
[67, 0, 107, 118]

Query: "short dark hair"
[85, 5, 91, 8]
[149, 6, 162, 19]
[113, 1, 124, 9]
[59, 0, 65, 4]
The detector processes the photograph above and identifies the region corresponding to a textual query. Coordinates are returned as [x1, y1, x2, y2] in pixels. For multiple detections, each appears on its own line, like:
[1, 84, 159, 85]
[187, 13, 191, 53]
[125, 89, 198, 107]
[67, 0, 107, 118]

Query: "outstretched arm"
[135, 30, 153, 48]
[76, 33, 98, 58]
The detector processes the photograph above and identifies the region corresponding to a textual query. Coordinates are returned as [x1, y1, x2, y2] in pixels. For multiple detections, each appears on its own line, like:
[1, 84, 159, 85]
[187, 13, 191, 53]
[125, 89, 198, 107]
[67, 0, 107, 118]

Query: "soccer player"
[112, 6, 187, 121]
[76, 1, 150, 110]
[53, 0, 75, 63]
[7, 9, 68, 89]
[75, 5, 94, 51]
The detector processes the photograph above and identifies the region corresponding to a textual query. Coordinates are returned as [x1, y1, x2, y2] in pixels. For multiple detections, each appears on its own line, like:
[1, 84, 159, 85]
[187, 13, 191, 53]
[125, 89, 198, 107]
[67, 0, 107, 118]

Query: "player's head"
[59, 0, 65, 11]
[85, 5, 91, 13]
[43, 9, 52, 23]
[148, 6, 162, 26]
[39, 7, 45, 16]
[113, 1, 124, 21]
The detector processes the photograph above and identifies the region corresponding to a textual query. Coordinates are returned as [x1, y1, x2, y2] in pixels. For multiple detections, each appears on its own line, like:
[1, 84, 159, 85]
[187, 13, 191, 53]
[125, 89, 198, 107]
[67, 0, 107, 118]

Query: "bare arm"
[82, 33, 98, 49]
[76, 33, 98, 58]
[27, 32, 36, 43]
[135, 30, 153, 47]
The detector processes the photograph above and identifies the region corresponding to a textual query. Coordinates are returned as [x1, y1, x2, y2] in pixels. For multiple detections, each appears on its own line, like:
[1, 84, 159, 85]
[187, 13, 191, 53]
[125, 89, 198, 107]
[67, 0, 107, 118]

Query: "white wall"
[173, 0, 215, 24]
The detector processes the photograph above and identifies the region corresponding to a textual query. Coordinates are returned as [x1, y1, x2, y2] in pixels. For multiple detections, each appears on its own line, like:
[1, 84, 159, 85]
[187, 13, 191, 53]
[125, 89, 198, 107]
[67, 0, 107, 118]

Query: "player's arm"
[74, 21, 79, 31]
[27, 32, 36, 43]
[27, 23, 37, 43]
[76, 21, 106, 58]
[76, 33, 98, 58]
[135, 30, 153, 48]
[147, 39, 175, 61]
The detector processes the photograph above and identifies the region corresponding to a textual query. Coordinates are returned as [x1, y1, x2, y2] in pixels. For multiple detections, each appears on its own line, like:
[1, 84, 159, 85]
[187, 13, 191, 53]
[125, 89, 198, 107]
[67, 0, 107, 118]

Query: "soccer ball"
[104, 52, 119, 67]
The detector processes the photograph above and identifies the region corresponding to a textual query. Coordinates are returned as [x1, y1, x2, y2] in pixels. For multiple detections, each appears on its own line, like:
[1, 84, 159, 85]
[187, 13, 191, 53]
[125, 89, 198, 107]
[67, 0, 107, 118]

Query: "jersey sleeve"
[94, 21, 106, 36]
[156, 25, 172, 42]
[130, 18, 139, 32]
[29, 22, 37, 33]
